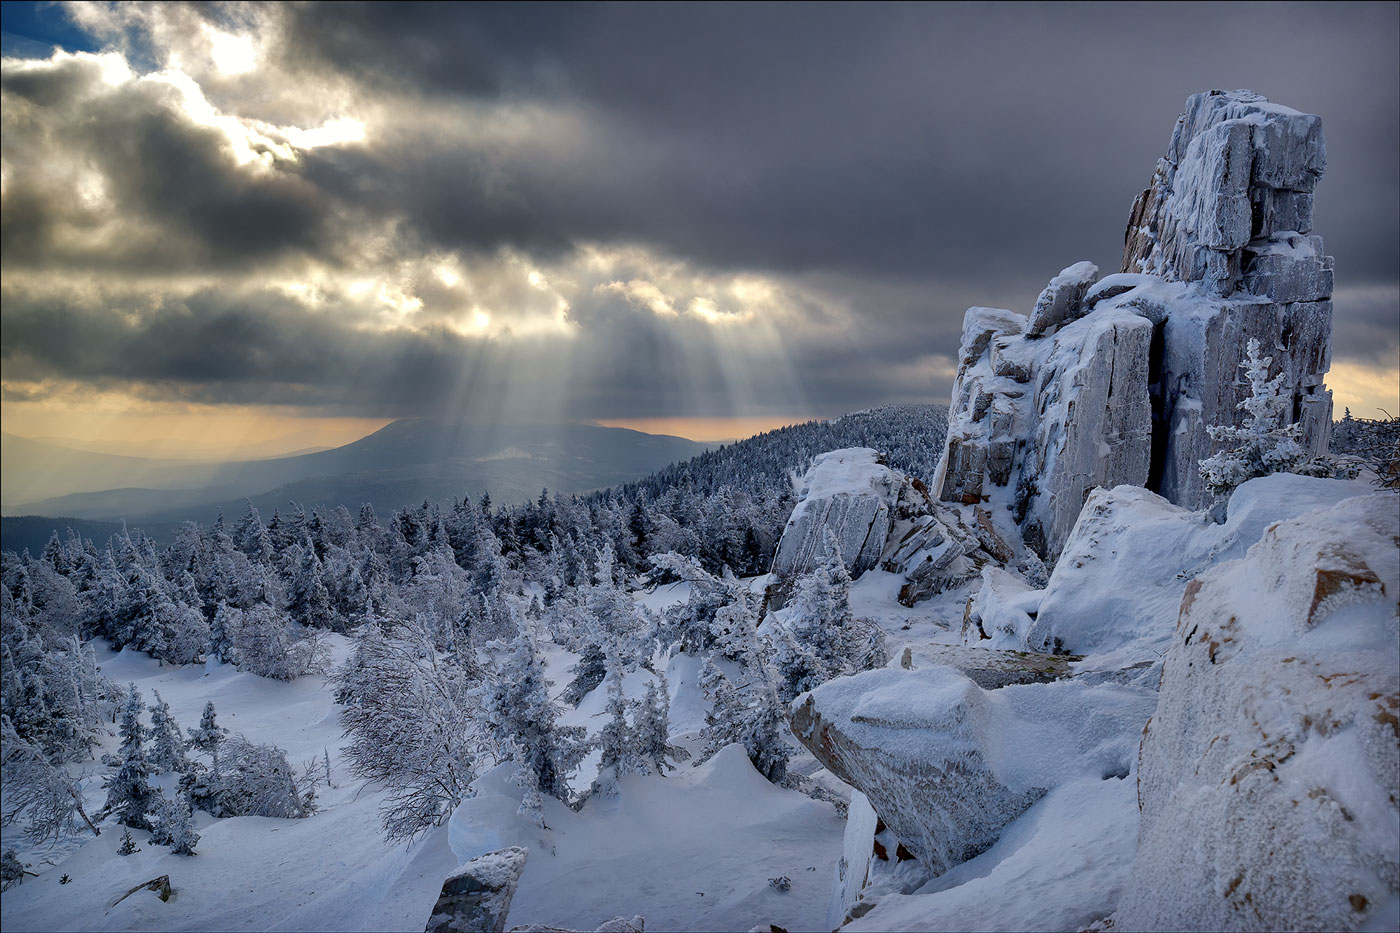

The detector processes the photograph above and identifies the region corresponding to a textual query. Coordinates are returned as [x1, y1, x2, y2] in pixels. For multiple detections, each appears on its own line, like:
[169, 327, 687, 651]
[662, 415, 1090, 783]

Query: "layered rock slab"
[1114, 493, 1399, 931]
[770, 448, 902, 580]
[931, 90, 1335, 559]
[791, 667, 1154, 878]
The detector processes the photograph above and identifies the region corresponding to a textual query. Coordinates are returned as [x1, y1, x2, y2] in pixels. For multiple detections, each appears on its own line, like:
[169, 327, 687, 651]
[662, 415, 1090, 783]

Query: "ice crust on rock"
[931, 90, 1334, 559]
[1022, 473, 1375, 662]
[1114, 492, 1400, 932]
[426, 846, 529, 933]
[769, 446, 1000, 606]
[770, 448, 901, 580]
[790, 666, 1155, 879]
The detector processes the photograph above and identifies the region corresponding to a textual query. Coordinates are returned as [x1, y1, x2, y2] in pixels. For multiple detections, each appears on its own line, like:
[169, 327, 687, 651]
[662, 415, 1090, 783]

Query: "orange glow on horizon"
[593, 415, 825, 442]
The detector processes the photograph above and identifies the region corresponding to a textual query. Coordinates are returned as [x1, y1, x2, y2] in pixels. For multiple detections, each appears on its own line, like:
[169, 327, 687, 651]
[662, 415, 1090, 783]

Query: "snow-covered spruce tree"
[336, 614, 485, 841]
[1199, 338, 1318, 512]
[589, 660, 644, 799]
[483, 620, 587, 805]
[101, 684, 158, 830]
[1, 716, 101, 842]
[634, 671, 679, 776]
[148, 691, 189, 774]
[150, 791, 199, 855]
[187, 701, 228, 758]
[117, 827, 140, 855]
[697, 657, 790, 784]
[197, 734, 306, 819]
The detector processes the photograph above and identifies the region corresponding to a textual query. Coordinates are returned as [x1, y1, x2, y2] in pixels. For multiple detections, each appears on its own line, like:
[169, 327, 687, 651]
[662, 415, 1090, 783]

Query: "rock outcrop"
[426, 847, 529, 933]
[790, 667, 1154, 878]
[768, 446, 999, 606]
[770, 448, 901, 581]
[1114, 493, 1399, 932]
[931, 90, 1334, 560]
[1020, 473, 1375, 659]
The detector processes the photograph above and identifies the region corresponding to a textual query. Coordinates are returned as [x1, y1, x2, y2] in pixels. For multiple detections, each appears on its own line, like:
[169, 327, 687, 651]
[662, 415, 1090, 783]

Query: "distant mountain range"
[1, 420, 707, 550]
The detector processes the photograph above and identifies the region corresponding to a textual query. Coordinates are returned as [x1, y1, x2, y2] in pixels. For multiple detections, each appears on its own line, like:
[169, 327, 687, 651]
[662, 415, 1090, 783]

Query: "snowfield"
[2, 636, 846, 932]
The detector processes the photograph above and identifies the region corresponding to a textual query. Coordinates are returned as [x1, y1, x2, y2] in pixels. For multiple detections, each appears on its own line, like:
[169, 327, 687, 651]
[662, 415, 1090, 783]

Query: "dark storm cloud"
[1, 1, 1395, 419]
[275, 2, 1399, 287]
[1, 53, 342, 273]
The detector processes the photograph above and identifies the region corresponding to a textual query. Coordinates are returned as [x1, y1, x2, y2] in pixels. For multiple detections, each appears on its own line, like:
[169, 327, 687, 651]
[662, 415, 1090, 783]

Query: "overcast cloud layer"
[2, 1, 1396, 425]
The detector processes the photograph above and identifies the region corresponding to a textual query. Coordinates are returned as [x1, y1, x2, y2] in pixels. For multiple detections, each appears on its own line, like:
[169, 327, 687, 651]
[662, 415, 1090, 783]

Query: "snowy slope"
[2, 635, 845, 933]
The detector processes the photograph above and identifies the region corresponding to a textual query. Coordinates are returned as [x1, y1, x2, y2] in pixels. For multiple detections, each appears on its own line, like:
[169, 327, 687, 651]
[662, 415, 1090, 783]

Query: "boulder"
[510, 918, 644, 933]
[1025, 261, 1100, 337]
[1114, 493, 1399, 931]
[427, 847, 529, 933]
[771, 447, 1002, 607]
[770, 448, 901, 581]
[790, 667, 1153, 877]
[1025, 473, 1376, 660]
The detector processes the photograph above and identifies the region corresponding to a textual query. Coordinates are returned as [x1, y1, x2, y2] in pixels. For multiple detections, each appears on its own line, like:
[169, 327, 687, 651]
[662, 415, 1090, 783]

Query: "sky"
[1, 1, 1396, 452]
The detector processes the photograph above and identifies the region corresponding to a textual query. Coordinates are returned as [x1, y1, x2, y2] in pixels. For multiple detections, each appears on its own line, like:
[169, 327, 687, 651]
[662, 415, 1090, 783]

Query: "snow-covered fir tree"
[148, 690, 189, 774]
[633, 671, 678, 776]
[150, 791, 199, 855]
[0, 849, 23, 890]
[483, 620, 587, 805]
[101, 684, 158, 830]
[1199, 338, 1312, 507]
[698, 657, 790, 784]
[187, 701, 228, 758]
[589, 659, 643, 799]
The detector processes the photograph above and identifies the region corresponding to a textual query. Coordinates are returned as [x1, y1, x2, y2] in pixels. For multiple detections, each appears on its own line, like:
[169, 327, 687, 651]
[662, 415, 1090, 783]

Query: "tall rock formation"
[932, 90, 1334, 560]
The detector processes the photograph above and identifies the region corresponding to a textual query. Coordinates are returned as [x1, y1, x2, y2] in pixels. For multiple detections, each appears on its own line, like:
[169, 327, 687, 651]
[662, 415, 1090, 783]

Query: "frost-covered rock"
[1025, 261, 1100, 337]
[790, 667, 1154, 878]
[1015, 307, 1153, 558]
[931, 89, 1334, 556]
[963, 567, 1043, 650]
[1114, 493, 1399, 932]
[1122, 89, 1325, 295]
[770, 448, 902, 581]
[426, 847, 529, 933]
[771, 447, 998, 607]
[1024, 473, 1375, 661]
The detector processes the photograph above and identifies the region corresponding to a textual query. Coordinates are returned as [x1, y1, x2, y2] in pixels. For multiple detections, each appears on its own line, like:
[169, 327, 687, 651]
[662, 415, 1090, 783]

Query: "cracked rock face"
[932, 90, 1334, 559]
[770, 446, 999, 606]
[770, 448, 902, 582]
[1114, 494, 1399, 932]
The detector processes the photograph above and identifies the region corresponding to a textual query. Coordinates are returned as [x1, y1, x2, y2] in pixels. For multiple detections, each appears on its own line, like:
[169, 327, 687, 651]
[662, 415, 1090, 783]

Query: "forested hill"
[603, 404, 951, 502]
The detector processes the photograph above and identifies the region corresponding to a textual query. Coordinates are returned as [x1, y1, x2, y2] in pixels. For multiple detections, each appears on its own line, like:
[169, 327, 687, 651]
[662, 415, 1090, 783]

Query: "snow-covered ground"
[2, 627, 851, 932]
